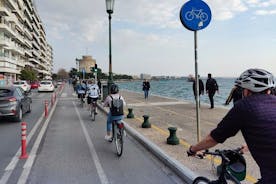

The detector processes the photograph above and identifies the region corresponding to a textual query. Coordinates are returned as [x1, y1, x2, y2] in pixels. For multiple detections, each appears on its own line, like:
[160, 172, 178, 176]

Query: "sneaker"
[104, 135, 113, 142]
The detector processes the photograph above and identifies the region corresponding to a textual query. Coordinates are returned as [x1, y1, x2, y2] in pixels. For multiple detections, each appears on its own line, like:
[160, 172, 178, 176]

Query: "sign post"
[180, 0, 212, 142]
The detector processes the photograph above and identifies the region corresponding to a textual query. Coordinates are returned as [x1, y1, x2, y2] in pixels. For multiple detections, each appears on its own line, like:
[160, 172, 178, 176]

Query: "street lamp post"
[106, 0, 115, 93]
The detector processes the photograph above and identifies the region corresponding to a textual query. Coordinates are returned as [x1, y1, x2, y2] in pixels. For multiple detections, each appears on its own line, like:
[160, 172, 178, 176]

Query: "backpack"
[110, 95, 124, 116]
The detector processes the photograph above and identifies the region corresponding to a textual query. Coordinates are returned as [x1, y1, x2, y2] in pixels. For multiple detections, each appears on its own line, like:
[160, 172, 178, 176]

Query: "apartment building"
[0, 0, 53, 85]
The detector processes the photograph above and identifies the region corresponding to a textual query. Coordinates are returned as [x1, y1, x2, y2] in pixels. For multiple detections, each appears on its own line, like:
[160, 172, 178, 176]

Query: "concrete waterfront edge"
[97, 104, 197, 184]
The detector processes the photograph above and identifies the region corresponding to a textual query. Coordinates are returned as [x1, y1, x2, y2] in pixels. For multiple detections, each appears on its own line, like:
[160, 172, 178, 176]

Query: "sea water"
[118, 78, 236, 108]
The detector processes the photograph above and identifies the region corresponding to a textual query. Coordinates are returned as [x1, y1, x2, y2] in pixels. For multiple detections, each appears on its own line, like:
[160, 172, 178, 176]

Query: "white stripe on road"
[0, 111, 45, 184]
[17, 100, 58, 184]
[74, 102, 109, 184]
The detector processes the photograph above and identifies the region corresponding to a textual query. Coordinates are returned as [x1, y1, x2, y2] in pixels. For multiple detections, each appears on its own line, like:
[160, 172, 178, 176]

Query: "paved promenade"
[118, 90, 260, 183]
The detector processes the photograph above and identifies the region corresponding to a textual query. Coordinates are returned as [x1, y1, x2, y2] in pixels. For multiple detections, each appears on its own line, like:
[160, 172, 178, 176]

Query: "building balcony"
[0, 22, 17, 38]
[24, 28, 32, 40]
[25, 38, 32, 48]
[24, 48, 32, 57]
[31, 49, 40, 58]
[0, 6, 9, 16]
[0, 38, 10, 46]
[29, 57, 39, 65]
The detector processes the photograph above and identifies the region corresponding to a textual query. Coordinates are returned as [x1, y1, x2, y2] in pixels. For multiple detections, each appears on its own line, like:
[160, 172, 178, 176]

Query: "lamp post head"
[106, 0, 114, 14]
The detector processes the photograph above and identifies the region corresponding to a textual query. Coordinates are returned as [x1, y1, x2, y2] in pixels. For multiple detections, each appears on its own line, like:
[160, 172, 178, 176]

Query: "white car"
[38, 81, 54, 92]
[13, 80, 31, 92]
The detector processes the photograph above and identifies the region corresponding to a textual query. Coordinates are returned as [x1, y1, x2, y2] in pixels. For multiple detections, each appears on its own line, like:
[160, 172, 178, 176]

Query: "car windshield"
[0, 89, 12, 97]
[13, 81, 25, 85]
[41, 81, 52, 85]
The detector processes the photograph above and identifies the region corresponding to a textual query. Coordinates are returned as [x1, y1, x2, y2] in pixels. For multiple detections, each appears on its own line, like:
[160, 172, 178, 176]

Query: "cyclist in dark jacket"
[187, 68, 276, 183]
[206, 73, 219, 109]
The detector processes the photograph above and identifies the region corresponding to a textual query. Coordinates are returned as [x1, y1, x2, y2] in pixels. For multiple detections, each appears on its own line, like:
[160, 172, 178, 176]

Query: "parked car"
[30, 81, 39, 89]
[57, 80, 63, 85]
[13, 80, 31, 92]
[0, 86, 32, 122]
[38, 80, 54, 92]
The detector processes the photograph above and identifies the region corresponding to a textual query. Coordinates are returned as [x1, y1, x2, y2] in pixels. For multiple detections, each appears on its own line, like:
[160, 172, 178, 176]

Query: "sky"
[34, 0, 276, 77]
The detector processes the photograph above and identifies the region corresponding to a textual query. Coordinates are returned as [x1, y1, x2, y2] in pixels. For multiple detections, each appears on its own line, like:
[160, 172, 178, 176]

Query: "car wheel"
[14, 107, 23, 122]
[27, 103, 32, 113]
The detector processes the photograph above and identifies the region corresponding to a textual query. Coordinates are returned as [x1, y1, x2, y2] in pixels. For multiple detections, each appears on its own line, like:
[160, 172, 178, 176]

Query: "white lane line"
[0, 112, 45, 184]
[74, 102, 109, 184]
[17, 100, 58, 184]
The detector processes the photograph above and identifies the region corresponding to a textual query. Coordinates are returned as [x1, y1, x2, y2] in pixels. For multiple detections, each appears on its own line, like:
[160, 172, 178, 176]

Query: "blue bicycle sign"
[180, 0, 212, 31]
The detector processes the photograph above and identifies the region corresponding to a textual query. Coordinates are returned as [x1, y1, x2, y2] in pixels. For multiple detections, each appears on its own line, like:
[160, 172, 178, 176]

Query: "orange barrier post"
[20, 122, 28, 159]
[45, 100, 48, 117]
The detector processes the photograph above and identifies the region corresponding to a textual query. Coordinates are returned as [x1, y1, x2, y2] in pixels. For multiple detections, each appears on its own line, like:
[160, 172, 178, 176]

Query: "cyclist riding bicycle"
[187, 68, 276, 184]
[86, 79, 100, 113]
[76, 80, 87, 102]
[103, 84, 126, 141]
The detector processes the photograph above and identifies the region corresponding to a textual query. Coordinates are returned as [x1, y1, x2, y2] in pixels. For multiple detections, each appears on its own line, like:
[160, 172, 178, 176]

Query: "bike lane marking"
[73, 102, 109, 184]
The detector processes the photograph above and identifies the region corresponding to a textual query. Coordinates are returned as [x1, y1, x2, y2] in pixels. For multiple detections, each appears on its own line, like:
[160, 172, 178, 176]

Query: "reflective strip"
[21, 125, 27, 129]
[22, 130, 27, 135]
[22, 136, 26, 140]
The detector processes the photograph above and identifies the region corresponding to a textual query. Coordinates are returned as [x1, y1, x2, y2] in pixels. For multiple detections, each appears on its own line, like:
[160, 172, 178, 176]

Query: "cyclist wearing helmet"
[103, 84, 126, 141]
[87, 79, 100, 113]
[187, 68, 276, 183]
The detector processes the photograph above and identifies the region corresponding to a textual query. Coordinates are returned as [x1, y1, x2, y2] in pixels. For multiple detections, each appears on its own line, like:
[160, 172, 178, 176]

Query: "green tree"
[57, 68, 68, 79]
[20, 68, 37, 81]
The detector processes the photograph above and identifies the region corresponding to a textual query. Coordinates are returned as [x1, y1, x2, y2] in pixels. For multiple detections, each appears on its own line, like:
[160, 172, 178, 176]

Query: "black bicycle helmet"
[235, 68, 275, 92]
[110, 84, 119, 94]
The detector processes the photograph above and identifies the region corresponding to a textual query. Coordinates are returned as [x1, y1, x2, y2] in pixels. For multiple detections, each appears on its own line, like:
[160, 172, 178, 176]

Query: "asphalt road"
[0, 89, 54, 177]
[0, 85, 185, 184]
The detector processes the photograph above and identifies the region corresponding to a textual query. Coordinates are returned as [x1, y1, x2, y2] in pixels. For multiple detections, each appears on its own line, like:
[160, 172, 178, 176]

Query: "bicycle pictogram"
[185, 8, 208, 22]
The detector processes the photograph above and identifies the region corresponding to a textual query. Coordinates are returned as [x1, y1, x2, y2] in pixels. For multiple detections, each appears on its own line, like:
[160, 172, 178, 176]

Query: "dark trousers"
[208, 92, 215, 108]
[144, 90, 149, 99]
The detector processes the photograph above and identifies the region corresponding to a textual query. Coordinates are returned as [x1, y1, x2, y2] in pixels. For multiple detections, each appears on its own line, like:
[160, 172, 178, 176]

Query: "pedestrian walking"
[205, 73, 219, 109]
[142, 79, 150, 100]
[192, 75, 204, 106]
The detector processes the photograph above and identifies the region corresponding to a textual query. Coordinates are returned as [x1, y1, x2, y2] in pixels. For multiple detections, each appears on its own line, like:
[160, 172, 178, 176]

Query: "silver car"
[0, 86, 32, 122]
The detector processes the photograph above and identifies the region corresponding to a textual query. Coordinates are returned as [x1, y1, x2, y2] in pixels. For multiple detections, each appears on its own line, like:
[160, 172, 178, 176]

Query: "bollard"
[20, 122, 28, 159]
[167, 127, 179, 145]
[142, 115, 151, 128]
[51, 94, 54, 106]
[44, 100, 48, 117]
[127, 108, 134, 118]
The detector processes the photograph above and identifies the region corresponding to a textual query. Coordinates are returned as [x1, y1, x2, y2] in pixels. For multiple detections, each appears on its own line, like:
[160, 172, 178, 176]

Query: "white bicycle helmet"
[235, 68, 275, 92]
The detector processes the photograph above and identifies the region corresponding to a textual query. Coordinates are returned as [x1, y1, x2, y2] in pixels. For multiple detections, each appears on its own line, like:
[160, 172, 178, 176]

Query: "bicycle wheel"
[115, 126, 124, 157]
[193, 176, 210, 184]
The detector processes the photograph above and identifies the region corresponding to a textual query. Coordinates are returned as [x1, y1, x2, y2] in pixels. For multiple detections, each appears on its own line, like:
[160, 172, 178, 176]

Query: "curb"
[97, 104, 197, 184]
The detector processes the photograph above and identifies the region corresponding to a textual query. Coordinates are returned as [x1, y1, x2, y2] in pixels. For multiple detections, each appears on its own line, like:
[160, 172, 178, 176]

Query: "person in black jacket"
[206, 73, 219, 109]
[192, 75, 204, 106]
[142, 79, 150, 100]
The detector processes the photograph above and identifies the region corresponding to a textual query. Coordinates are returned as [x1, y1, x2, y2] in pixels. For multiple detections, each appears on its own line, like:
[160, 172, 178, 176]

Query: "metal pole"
[108, 13, 113, 93]
[194, 31, 201, 142]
